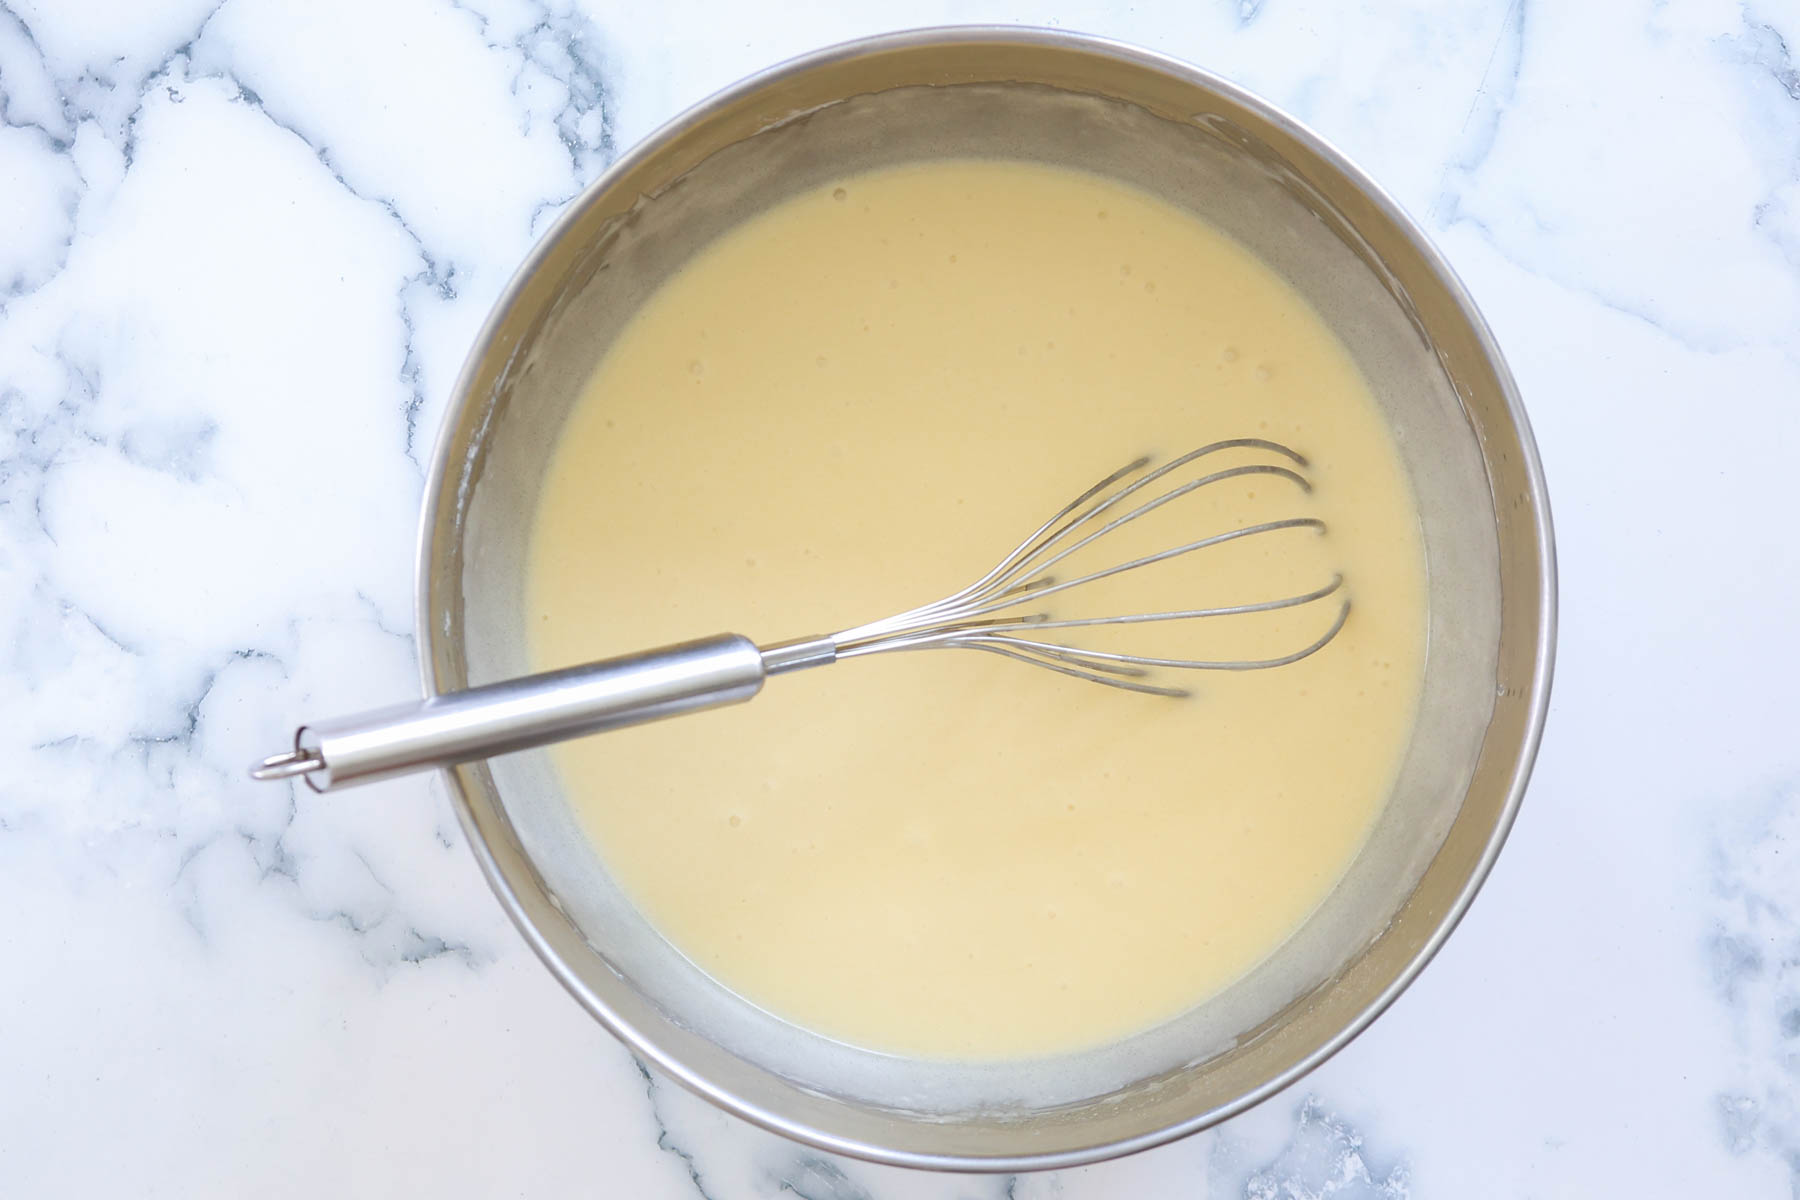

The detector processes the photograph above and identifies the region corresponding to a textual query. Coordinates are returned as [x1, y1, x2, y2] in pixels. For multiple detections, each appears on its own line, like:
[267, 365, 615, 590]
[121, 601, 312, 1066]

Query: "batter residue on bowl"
[528, 159, 1426, 1059]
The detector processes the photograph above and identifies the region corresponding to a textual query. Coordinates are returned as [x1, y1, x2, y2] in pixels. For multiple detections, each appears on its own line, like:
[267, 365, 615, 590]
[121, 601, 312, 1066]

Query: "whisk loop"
[818, 438, 1350, 697]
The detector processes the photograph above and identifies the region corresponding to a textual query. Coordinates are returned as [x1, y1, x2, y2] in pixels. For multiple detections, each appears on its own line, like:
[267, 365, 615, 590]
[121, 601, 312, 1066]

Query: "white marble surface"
[3, 0, 1798, 1194]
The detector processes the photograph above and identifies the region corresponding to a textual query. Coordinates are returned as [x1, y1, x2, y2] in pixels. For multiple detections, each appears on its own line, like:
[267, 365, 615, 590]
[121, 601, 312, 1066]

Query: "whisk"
[251, 438, 1349, 791]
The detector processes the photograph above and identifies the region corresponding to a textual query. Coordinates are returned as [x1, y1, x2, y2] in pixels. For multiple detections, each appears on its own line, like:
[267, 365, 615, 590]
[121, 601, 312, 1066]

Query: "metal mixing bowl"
[415, 28, 1555, 1170]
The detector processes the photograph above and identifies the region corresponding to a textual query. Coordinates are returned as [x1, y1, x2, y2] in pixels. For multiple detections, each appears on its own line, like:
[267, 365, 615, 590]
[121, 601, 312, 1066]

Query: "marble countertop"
[4, 1, 1797, 1195]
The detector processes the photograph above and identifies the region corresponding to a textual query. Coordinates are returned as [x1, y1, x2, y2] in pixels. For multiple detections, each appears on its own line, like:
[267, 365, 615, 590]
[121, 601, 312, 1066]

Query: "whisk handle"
[249, 634, 766, 792]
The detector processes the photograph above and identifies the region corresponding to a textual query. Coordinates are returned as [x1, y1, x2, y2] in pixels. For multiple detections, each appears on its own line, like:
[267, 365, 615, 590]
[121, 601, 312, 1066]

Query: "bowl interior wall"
[424, 38, 1538, 1166]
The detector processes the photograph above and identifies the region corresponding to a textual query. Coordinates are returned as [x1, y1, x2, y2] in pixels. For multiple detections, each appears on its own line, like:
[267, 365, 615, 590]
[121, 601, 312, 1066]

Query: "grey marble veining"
[2, 0, 1797, 1195]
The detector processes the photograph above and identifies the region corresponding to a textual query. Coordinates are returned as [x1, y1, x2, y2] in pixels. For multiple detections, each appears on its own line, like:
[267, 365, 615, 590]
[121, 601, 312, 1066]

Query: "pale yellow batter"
[528, 161, 1426, 1059]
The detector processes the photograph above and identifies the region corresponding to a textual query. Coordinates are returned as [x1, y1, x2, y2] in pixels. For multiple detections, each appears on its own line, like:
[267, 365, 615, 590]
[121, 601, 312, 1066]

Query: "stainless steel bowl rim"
[413, 25, 1557, 1172]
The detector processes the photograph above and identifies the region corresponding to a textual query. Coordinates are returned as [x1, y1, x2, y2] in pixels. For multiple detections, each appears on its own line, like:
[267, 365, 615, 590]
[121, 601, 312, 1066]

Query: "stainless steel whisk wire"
[823, 437, 1348, 695]
[253, 438, 1348, 790]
